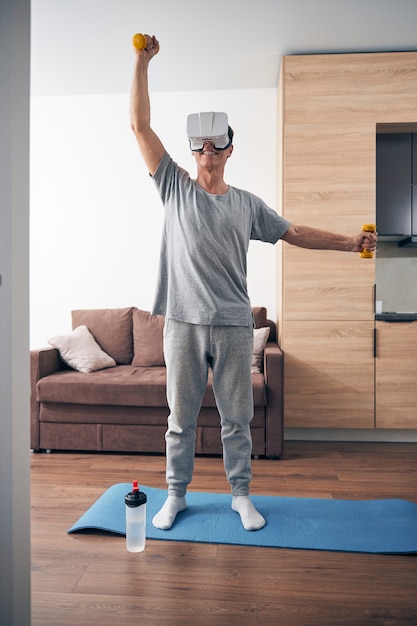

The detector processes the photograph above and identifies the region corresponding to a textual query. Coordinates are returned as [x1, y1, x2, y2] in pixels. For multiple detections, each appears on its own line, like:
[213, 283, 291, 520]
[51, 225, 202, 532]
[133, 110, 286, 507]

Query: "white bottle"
[125, 481, 147, 553]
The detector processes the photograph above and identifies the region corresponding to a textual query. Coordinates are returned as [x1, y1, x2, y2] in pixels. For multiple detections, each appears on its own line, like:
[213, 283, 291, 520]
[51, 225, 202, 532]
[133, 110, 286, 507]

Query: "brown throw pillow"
[71, 308, 134, 364]
[132, 308, 165, 367]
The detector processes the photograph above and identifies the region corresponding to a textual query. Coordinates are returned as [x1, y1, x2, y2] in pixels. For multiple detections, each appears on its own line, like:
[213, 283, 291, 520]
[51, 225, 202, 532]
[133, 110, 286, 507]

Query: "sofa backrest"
[72, 308, 134, 365]
[252, 307, 276, 343]
[71, 307, 165, 367]
[72, 306, 277, 366]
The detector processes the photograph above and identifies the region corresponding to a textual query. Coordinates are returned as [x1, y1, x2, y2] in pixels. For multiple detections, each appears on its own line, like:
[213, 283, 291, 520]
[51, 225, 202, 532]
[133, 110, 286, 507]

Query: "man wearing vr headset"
[130, 36, 377, 532]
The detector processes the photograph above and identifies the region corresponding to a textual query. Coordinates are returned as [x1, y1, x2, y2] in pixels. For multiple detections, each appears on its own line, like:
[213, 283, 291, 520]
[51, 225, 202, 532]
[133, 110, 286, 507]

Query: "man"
[130, 35, 377, 532]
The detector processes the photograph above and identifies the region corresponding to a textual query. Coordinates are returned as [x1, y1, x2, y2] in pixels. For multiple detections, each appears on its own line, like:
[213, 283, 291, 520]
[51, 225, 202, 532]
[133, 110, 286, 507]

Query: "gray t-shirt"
[151, 152, 290, 326]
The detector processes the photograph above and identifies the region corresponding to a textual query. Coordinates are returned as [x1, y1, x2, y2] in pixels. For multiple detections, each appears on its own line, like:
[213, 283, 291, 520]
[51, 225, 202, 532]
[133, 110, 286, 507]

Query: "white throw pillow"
[252, 327, 270, 374]
[48, 325, 116, 373]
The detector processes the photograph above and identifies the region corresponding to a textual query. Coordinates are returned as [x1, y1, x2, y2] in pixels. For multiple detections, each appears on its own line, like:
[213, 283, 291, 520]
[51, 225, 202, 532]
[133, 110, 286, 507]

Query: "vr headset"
[187, 112, 233, 152]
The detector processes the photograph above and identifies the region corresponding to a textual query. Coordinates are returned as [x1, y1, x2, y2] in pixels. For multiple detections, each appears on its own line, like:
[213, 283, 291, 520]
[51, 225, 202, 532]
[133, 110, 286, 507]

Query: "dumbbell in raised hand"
[132, 33, 159, 54]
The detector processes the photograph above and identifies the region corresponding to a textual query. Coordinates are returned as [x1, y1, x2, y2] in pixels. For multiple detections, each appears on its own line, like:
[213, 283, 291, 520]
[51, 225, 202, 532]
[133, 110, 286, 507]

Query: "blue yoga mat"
[68, 483, 417, 554]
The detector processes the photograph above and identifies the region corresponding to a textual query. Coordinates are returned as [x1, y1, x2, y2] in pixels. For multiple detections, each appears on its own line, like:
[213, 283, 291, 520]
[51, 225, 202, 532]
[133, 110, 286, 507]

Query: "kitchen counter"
[376, 312, 417, 322]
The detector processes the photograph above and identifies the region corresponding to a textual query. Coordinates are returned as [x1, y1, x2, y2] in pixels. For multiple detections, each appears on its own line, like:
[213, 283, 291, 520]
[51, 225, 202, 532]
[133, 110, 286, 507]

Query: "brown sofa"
[30, 307, 284, 458]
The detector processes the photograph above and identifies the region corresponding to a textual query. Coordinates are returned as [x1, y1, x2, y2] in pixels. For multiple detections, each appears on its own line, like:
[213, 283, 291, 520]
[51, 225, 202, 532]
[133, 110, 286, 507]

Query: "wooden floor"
[31, 441, 417, 625]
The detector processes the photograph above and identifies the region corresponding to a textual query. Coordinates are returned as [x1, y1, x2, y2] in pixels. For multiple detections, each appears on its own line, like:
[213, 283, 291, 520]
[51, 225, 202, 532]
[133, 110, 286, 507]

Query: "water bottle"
[125, 481, 147, 553]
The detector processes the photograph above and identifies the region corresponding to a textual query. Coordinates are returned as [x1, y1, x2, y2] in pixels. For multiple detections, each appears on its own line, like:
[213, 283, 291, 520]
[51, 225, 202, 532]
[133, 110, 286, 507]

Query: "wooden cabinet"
[376, 322, 417, 428]
[284, 321, 375, 428]
[279, 51, 417, 429]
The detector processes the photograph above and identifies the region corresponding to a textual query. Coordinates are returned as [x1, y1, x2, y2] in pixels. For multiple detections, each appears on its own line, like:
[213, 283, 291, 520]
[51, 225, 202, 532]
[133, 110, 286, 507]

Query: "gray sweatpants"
[163, 318, 254, 497]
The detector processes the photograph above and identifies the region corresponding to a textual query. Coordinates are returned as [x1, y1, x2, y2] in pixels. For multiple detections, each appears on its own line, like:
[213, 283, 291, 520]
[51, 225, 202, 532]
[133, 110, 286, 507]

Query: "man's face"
[192, 140, 233, 168]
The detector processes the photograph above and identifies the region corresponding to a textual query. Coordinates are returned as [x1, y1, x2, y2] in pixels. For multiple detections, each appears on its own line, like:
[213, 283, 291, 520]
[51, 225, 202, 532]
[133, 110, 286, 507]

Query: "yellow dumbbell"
[359, 223, 376, 258]
[132, 33, 159, 53]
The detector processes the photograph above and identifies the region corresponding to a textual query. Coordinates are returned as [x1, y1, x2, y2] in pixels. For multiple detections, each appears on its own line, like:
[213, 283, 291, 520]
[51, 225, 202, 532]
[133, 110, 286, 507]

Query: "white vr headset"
[187, 112, 232, 152]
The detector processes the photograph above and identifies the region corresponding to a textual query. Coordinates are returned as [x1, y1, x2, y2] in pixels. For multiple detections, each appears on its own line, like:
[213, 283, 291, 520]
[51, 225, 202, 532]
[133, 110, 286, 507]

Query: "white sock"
[232, 495, 266, 531]
[152, 495, 187, 530]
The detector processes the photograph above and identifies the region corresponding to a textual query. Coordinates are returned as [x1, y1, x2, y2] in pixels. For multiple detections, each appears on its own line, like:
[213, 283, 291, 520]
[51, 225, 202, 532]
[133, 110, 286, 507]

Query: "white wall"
[30, 88, 278, 347]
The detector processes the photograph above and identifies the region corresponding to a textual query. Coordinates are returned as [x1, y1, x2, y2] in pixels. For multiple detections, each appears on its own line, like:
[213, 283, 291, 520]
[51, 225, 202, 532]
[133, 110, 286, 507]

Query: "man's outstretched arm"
[282, 224, 377, 253]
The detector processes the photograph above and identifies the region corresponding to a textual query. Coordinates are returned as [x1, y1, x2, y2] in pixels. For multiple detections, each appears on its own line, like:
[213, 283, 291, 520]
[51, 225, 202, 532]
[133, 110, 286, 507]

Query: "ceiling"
[31, 0, 417, 97]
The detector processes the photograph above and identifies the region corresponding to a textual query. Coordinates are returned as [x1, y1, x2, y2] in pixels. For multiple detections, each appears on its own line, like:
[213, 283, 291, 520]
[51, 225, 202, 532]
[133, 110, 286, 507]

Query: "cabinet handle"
[374, 327, 377, 358]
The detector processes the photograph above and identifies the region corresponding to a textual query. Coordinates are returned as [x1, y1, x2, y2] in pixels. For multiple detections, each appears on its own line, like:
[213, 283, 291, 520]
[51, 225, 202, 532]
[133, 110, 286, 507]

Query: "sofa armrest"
[263, 341, 284, 458]
[30, 347, 66, 450]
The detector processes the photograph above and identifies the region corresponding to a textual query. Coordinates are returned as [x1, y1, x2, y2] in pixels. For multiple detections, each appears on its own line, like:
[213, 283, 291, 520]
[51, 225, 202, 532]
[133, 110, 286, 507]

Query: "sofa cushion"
[252, 327, 270, 374]
[253, 307, 267, 328]
[48, 325, 116, 373]
[37, 366, 168, 407]
[71, 307, 134, 365]
[36, 366, 267, 408]
[132, 308, 165, 367]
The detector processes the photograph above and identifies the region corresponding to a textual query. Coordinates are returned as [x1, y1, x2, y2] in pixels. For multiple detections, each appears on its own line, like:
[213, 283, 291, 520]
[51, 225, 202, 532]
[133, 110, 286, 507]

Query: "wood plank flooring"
[31, 441, 417, 625]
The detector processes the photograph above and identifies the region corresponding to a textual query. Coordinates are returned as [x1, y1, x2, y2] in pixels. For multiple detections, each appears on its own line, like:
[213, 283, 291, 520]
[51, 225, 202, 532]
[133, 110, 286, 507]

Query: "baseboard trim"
[284, 428, 417, 443]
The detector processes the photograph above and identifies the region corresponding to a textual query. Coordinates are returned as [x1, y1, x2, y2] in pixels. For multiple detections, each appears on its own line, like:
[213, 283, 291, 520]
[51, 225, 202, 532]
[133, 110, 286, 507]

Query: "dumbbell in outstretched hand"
[359, 224, 376, 258]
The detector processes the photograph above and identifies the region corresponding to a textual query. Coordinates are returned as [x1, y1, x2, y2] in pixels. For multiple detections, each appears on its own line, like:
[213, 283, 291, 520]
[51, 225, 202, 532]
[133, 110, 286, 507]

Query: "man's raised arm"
[130, 34, 165, 176]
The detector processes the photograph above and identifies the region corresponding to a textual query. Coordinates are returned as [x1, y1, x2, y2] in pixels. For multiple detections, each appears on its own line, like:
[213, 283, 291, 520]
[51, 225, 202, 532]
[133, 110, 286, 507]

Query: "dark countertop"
[376, 312, 417, 322]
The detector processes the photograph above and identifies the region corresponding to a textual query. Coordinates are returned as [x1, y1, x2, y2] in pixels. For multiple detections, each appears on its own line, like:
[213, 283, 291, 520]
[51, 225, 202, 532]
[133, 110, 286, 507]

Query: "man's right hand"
[134, 34, 160, 60]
